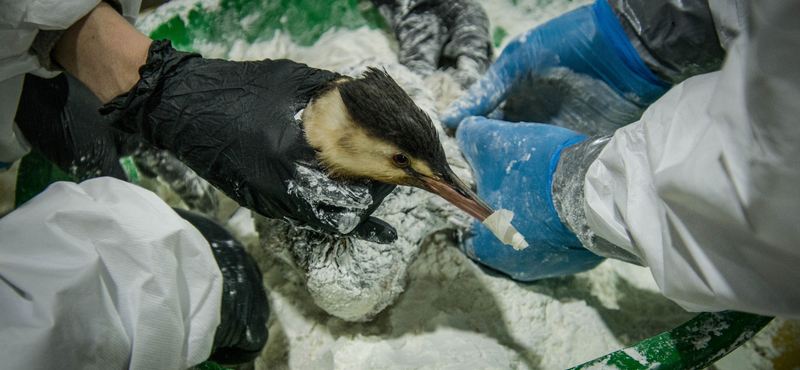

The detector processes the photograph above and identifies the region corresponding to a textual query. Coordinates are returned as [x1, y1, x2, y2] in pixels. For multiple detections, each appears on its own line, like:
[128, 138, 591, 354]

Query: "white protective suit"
[584, 0, 800, 319]
[0, 0, 138, 167]
[0, 1, 223, 368]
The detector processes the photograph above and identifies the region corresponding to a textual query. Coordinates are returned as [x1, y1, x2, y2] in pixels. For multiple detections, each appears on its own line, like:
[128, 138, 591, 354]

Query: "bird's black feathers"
[337, 67, 446, 168]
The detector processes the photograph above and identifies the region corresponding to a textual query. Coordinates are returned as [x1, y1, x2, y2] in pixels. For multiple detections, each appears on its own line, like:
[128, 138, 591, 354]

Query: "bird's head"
[302, 67, 495, 222]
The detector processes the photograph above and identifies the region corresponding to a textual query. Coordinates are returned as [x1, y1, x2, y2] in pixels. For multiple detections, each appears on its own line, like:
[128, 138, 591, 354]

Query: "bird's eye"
[392, 154, 410, 167]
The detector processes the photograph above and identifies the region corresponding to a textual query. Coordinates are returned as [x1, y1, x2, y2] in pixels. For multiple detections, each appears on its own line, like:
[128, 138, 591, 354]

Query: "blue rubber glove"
[457, 116, 605, 281]
[441, 0, 671, 136]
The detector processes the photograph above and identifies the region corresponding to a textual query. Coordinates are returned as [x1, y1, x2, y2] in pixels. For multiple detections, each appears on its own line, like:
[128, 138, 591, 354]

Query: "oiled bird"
[302, 67, 495, 223]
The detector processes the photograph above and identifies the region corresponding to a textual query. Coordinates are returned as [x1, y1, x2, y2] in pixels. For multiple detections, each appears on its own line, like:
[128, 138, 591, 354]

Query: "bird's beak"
[421, 170, 495, 222]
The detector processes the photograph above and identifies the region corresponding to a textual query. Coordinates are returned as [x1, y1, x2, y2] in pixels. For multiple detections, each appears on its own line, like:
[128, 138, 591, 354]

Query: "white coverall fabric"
[707, 0, 747, 50]
[0, 178, 222, 369]
[584, 0, 800, 319]
[0, 0, 140, 165]
[0, 0, 223, 367]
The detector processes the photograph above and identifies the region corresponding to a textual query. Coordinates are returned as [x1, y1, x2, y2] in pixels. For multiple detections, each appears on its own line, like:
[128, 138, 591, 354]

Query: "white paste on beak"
[482, 209, 529, 250]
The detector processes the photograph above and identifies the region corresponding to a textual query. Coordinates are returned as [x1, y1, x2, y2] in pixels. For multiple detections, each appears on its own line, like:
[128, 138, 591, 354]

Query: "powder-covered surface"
[286, 163, 374, 234]
[130, 147, 219, 214]
[134, 1, 792, 369]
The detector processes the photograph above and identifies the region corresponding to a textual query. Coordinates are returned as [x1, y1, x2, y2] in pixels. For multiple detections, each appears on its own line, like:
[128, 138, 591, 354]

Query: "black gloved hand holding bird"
[20, 37, 498, 247]
[101, 40, 398, 244]
[103, 40, 500, 247]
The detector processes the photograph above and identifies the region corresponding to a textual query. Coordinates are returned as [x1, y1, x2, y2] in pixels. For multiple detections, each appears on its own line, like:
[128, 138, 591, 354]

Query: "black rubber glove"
[15, 72, 128, 182]
[173, 208, 269, 365]
[102, 40, 397, 244]
[372, 0, 492, 87]
[15, 72, 220, 213]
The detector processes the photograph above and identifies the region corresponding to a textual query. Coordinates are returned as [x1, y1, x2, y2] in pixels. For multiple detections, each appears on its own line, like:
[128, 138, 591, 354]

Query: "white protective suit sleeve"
[583, 0, 800, 319]
[0, 178, 222, 369]
[0, 0, 141, 167]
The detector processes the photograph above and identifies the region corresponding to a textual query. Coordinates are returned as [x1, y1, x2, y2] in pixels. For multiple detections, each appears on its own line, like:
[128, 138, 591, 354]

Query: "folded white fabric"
[0, 178, 222, 370]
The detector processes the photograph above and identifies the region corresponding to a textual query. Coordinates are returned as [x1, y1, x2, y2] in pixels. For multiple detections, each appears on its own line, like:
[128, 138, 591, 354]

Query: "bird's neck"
[301, 86, 409, 184]
[302, 87, 364, 180]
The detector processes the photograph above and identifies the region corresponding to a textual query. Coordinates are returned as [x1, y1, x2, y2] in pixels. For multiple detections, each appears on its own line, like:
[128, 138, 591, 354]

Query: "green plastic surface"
[194, 361, 231, 370]
[569, 311, 773, 370]
[14, 151, 140, 208]
[14, 149, 74, 208]
[493, 26, 508, 47]
[146, 0, 388, 53]
[120, 157, 141, 184]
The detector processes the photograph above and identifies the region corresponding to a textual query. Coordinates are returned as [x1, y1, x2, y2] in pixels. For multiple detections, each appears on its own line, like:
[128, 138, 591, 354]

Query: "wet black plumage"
[337, 67, 447, 171]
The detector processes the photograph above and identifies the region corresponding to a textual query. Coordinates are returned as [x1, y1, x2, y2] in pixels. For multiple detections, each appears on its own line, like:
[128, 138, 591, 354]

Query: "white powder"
[136, 0, 222, 35]
[622, 348, 649, 366]
[135, 2, 789, 369]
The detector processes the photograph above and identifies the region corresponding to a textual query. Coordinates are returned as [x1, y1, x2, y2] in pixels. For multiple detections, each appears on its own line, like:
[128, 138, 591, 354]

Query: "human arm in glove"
[457, 0, 800, 320]
[455, 116, 609, 281]
[52, 2, 397, 243]
[0, 178, 269, 368]
[580, 0, 800, 319]
[172, 208, 270, 365]
[371, 0, 493, 87]
[14, 72, 130, 182]
[441, 0, 732, 136]
[15, 69, 223, 214]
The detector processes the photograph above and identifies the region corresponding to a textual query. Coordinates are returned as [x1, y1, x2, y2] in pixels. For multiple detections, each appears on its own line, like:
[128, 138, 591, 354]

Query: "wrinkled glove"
[173, 208, 269, 365]
[456, 116, 606, 281]
[441, 0, 671, 136]
[102, 40, 397, 244]
[372, 0, 492, 87]
[15, 73, 129, 181]
[15, 72, 219, 213]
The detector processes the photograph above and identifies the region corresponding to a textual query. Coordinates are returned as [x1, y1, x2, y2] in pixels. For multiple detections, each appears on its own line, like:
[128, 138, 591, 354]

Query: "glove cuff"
[593, 0, 669, 89]
[552, 134, 644, 265]
[100, 40, 201, 138]
[547, 136, 587, 243]
[604, 0, 728, 84]
[172, 209, 269, 365]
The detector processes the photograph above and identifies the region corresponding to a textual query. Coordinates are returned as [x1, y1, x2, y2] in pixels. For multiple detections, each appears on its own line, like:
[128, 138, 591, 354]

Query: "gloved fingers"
[348, 216, 398, 244]
[366, 182, 397, 213]
[453, 117, 604, 281]
[286, 165, 396, 243]
[288, 61, 341, 103]
[389, 0, 491, 86]
[455, 116, 520, 159]
[439, 45, 528, 128]
[286, 163, 379, 233]
[450, 54, 490, 88]
[456, 116, 588, 176]
[396, 12, 447, 79]
[486, 106, 504, 120]
[440, 3, 492, 87]
[464, 220, 605, 281]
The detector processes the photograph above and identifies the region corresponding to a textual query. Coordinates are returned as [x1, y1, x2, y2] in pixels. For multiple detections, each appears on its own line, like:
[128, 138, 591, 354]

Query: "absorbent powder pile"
[134, 1, 795, 369]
